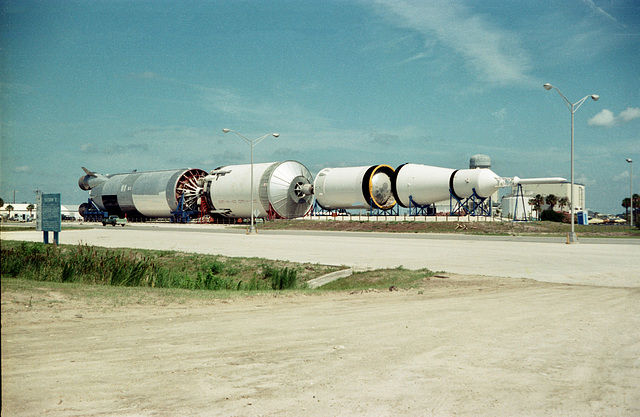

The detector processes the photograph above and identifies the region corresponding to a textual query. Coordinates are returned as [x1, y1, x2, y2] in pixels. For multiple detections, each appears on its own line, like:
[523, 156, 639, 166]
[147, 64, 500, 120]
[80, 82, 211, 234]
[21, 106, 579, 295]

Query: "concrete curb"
[307, 268, 353, 289]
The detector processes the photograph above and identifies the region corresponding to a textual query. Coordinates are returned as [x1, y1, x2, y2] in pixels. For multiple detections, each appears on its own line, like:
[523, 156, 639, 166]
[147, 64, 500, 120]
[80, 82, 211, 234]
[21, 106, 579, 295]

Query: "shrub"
[540, 209, 564, 223]
[263, 265, 298, 290]
[207, 260, 225, 275]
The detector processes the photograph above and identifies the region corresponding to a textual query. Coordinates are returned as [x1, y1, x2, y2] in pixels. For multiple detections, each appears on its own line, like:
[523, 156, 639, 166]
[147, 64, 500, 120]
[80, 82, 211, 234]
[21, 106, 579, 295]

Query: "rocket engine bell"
[78, 167, 108, 190]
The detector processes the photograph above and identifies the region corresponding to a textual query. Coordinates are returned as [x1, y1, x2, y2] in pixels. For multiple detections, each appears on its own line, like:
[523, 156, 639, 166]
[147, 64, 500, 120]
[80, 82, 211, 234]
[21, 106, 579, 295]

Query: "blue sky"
[1, 0, 638, 214]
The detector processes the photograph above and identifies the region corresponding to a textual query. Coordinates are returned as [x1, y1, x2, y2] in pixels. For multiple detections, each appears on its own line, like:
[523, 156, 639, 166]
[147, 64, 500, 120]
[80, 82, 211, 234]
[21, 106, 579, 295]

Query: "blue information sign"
[36, 193, 61, 233]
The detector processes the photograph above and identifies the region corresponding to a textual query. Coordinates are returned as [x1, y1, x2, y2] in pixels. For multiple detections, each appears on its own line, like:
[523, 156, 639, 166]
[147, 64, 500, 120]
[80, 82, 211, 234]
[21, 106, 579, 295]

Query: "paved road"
[3, 224, 638, 288]
[107, 224, 640, 245]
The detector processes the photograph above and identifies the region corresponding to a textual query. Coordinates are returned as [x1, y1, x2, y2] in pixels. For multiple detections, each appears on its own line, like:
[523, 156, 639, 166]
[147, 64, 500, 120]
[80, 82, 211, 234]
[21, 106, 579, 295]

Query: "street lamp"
[222, 128, 279, 234]
[543, 83, 599, 244]
[627, 158, 633, 228]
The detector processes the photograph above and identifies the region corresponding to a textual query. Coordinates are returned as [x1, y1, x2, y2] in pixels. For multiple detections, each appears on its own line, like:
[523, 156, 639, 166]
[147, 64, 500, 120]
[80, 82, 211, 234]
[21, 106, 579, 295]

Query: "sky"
[1, 0, 639, 215]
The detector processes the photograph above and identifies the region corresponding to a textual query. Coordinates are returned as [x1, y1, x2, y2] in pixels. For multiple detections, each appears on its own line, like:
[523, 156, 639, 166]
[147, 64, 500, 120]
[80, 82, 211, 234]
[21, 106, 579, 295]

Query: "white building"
[501, 195, 533, 220]
[0, 203, 37, 221]
[500, 182, 586, 220]
[0, 203, 81, 221]
[520, 182, 585, 211]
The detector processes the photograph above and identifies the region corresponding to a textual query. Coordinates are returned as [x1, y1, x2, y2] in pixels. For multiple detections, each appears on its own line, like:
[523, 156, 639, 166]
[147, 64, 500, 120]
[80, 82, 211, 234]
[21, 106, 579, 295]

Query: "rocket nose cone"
[475, 169, 501, 198]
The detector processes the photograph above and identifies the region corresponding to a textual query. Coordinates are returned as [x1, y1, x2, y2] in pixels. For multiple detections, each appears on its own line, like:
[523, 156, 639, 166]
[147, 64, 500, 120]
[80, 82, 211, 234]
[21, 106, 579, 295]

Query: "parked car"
[102, 215, 127, 227]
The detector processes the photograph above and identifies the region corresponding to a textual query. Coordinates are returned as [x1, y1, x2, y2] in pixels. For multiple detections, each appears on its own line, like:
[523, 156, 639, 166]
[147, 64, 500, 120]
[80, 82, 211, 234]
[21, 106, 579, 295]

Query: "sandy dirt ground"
[2, 274, 639, 417]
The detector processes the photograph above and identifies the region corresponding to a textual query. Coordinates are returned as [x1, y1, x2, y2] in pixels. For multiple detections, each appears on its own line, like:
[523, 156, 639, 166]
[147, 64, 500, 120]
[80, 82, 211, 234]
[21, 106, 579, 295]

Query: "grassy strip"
[0, 241, 343, 292]
[0, 223, 97, 232]
[317, 266, 435, 291]
[258, 219, 640, 237]
[1, 267, 437, 308]
[3, 219, 638, 236]
[1, 276, 241, 306]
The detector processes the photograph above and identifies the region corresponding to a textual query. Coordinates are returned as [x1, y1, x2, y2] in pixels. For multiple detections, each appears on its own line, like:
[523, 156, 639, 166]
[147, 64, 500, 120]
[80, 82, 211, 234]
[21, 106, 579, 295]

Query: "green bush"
[207, 260, 225, 275]
[262, 265, 298, 290]
[540, 209, 565, 223]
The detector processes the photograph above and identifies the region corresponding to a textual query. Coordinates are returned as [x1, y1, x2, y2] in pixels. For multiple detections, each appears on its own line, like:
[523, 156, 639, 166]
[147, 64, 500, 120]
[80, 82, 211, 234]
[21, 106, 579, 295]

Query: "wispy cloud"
[492, 108, 507, 121]
[80, 143, 99, 153]
[128, 72, 182, 85]
[589, 107, 640, 127]
[580, 0, 625, 27]
[370, 132, 399, 146]
[575, 173, 597, 187]
[399, 51, 430, 65]
[194, 85, 332, 132]
[124, 70, 335, 138]
[619, 107, 640, 123]
[588, 109, 616, 127]
[372, 0, 535, 86]
[612, 171, 630, 182]
[80, 142, 150, 154]
[129, 71, 160, 80]
[0, 81, 34, 95]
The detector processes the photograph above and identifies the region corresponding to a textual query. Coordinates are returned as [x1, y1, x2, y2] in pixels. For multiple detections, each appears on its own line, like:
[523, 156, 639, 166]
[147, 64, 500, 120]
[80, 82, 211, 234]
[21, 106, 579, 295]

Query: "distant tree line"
[528, 194, 570, 222]
[622, 194, 640, 227]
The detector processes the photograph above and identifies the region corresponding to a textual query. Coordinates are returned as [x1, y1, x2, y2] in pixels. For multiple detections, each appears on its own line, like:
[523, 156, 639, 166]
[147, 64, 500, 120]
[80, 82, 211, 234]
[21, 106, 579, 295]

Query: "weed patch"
[318, 267, 435, 291]
[1, 241, 317, 292]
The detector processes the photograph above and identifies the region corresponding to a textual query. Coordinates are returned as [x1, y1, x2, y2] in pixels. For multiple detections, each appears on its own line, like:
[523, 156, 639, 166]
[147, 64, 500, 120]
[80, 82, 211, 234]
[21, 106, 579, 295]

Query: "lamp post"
[627, 158, 633, 228]
[543, 83, 599, 244]
[222, 129, 279, 234]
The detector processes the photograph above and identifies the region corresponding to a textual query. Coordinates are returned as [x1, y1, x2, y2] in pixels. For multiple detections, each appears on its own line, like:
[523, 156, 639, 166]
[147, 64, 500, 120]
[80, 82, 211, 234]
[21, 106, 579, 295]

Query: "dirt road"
[2, 275, 639, 416]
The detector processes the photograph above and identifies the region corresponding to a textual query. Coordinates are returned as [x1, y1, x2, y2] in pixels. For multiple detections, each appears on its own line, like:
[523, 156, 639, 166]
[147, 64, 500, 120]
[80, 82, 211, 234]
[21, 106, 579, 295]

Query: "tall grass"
[1, 241, 300, 291]
[263, 265, 298, 290]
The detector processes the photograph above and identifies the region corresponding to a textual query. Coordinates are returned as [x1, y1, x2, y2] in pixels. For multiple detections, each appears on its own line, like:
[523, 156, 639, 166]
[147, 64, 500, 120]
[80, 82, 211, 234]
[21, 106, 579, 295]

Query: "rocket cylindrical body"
[82, 168, 206, 219]
[392, 163, 455, 207]
[205, 161, 313, 219]
[313, 165, 396, 210]
[392, 163, 502, 207]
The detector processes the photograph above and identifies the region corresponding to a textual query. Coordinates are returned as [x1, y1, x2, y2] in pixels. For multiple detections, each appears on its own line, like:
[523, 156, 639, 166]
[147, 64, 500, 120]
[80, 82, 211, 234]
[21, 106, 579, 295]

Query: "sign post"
[36, 193, 61, 244]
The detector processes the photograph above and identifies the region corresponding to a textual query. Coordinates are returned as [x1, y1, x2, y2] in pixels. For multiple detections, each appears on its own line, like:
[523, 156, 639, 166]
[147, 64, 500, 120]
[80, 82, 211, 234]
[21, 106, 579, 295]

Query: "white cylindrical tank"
[392, 163, 454, 207]
[469, 154, 491, 169]
[313, 165, 396, 210]
[392, 163, 503, 207]
[205, 160, 314, 219]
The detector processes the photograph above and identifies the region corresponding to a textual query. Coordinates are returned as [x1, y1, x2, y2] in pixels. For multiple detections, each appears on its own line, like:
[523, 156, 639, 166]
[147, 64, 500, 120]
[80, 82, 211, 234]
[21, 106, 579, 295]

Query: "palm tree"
[622, 197, 630, 218]
[545, 194, 558, 211]
[624, 195, 640, 225]
[26, 204, 35, 217]
[558, 197, 569, 212]
[530, 194, 544, 219]
[5, 204, 14, 219]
